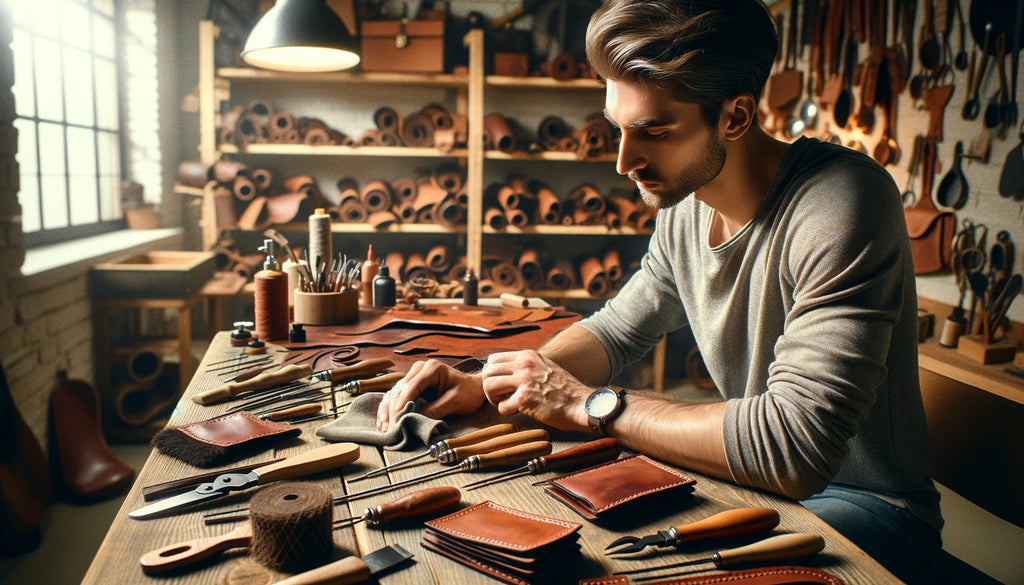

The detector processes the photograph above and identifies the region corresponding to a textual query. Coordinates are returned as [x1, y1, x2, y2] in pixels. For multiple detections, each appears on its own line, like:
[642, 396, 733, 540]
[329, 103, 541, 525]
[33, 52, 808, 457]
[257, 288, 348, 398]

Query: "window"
[9, 0, 160, 247]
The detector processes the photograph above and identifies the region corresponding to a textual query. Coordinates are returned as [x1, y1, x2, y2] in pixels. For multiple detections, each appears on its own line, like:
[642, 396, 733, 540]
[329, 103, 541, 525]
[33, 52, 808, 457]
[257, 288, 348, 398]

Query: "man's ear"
[720, 93, 757, 140]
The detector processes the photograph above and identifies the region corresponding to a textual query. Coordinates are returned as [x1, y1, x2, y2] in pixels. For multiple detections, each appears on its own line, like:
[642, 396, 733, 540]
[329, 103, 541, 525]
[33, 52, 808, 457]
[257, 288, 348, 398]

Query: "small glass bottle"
[462, 267, 478, 306]
[373, 265, 396, 307]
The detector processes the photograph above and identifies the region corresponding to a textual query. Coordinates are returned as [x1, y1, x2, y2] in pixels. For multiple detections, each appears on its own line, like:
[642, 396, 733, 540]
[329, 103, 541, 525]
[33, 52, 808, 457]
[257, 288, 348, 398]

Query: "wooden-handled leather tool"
[605, 507, 781, 554]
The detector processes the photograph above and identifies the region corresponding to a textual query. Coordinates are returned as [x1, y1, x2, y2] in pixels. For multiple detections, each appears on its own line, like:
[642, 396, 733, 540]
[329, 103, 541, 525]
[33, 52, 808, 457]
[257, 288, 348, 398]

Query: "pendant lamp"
[241, 0, 360, 73]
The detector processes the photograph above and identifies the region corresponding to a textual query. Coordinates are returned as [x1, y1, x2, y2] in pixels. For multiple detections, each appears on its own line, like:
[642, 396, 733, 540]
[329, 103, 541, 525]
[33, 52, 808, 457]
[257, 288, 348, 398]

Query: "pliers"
[604, 507, 780, 555]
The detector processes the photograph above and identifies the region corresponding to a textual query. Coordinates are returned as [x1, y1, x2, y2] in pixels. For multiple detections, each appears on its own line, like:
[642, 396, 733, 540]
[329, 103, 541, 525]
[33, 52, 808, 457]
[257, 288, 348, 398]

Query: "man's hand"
[480, 349, 592, 432]
[375, 359, 486, 431]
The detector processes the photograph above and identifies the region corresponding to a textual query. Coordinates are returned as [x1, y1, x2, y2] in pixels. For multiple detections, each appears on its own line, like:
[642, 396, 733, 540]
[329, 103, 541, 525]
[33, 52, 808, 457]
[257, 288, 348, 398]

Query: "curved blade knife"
[128, 442, 359, 520]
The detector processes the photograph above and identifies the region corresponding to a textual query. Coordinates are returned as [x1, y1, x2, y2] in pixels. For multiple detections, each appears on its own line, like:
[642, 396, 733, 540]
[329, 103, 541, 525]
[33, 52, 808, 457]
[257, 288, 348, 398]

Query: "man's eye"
[646, 129, 669, 138]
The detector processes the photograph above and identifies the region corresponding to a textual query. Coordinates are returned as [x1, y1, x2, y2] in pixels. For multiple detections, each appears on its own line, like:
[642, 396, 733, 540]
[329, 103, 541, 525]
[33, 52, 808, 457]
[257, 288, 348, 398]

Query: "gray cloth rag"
[315, 393, 447, 450]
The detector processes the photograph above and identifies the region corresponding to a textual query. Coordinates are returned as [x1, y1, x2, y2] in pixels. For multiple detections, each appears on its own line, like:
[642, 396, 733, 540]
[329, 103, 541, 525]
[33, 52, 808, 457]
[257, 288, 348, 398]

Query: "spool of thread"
[282, 258, 300, 308]
[249, 482, 333, 572]
[254, 268, 289, 341]
[939, 308, 967, 348]
[308, 208, 332, 271]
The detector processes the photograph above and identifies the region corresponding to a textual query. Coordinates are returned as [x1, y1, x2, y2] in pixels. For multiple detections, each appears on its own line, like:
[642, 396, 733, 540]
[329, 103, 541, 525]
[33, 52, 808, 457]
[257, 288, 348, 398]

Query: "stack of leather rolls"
[333, 163, 467, 228]
[378, 247, 470, 299]
[217, 100, 353, 149]
[532, 112, 619, 160]
[503, 246, 638, 298]
[178, 160, 326, 231]
[483, 174, 655, 231]
[360, 104, 467, 152]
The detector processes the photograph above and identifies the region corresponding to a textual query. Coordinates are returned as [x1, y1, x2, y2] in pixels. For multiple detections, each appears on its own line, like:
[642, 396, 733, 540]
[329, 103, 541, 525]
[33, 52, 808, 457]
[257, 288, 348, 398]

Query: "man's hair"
[586, 0, 778, 125]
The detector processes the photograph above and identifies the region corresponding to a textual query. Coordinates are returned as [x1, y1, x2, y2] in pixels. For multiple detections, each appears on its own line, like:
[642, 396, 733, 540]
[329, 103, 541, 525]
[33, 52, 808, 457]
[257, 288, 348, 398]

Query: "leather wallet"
[544, 454, 696, 520]
[422, 500, 582, 585]
[578, 566, 846, 585]
[151, 411, 302, 468]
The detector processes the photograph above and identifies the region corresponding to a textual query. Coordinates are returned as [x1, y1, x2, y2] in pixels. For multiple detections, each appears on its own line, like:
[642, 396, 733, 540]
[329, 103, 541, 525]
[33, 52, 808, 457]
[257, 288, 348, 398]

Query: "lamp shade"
[241, 0, 360, 72]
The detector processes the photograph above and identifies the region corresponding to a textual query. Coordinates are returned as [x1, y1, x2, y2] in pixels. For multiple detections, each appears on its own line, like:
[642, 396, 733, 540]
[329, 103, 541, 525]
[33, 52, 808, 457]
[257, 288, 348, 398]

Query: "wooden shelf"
[485, 76, 604, 90]
[917, 296, 1024, 406]
[484, 150, 616, 162]
[484, 225, 651, 236]
[217, 67, 469, 87]
[268, 222, 467, 234]
[218, 144, 469, 158]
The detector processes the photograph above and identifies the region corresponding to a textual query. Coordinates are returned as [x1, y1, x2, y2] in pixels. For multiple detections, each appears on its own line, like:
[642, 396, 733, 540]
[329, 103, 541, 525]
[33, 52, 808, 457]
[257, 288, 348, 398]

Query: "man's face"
[604, 79, 726, 209]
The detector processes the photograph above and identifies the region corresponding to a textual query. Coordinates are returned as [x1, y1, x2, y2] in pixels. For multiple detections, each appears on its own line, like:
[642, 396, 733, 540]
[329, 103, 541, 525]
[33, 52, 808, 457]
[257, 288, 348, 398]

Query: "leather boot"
[49, 371, 134, 502]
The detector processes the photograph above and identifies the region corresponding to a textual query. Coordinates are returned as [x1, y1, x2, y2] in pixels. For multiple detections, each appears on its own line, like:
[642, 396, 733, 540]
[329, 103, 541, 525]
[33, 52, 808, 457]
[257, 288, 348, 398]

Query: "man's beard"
[636, 131, 727, 209]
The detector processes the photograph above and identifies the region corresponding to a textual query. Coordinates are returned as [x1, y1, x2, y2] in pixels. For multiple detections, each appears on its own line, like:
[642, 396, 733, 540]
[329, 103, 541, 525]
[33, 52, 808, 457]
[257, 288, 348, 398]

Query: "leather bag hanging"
[904, 137, 956, 274]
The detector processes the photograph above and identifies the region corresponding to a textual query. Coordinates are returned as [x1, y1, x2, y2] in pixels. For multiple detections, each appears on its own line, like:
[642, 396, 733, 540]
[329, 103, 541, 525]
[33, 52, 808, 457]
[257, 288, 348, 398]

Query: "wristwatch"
[585, 387, 626, 437]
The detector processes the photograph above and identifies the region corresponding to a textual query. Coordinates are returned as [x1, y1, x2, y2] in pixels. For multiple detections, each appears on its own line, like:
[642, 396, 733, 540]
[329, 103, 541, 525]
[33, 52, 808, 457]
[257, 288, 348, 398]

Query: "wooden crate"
[90, 251, 216, 299]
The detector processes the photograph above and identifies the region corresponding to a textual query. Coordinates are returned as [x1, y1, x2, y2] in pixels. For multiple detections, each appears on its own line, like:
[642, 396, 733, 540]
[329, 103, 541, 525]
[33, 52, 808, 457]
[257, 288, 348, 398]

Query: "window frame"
[12, 0, 130, 248]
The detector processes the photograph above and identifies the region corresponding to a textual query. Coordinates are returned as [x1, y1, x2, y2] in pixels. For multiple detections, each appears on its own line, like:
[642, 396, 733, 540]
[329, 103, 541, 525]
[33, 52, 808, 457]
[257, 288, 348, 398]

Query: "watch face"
[586, 388, 619, 418]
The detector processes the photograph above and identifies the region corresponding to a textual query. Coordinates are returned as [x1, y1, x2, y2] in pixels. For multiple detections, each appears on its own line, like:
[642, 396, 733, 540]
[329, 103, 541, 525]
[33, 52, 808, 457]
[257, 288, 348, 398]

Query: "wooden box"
[494, 53, 529, 77]
[90, 251, 216, 299]
[360, 19, 445, 73]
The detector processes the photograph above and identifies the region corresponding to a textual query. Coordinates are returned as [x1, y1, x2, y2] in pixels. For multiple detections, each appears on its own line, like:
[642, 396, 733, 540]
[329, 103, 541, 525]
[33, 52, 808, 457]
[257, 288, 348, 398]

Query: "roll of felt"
[421, 103, 453, 130]
[605, 211, 621, 229]
[546, 260, 577, 290]
[268, 112, 297, 139]
[609, 195, 641, 226]
[580, 256, 610, 297]
[538, 116, 571, 149]
[434, 195, 464, 226]
[484, 206, 508, 229]
[489, 261, 525, 293]
[603, 248, 623, 283]
[426, 244, 452, 273]
[549, 52, 578, 80]
[250, 168, 273, 193]
[250, 482, 333, 572]
[368, 210, 400, 229]
[247, 100, 273, 127]
[177, 160, 211, 187]
[401, 112, 435, 147]
[484, 113, 516, 152]
[374, 106, 402, 134]
[233, 176, 256, 201]
[385, 252, 405, 282]
[333, 199, 368, 223]
[534, 185, 562, 224]
[431, 163, 464, 193]
[361, 180, 393, 213]
[517, 249, 545, 289]
[212, 160, 247, 183]
[390, 177, 418, 204]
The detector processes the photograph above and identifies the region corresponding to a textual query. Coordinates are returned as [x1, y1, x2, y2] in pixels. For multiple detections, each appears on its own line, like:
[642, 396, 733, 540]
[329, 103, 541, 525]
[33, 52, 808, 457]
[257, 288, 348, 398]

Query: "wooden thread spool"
[254, 268, 289, 341]
[249, 482, 333, 572]
[308, 208, 332, 274]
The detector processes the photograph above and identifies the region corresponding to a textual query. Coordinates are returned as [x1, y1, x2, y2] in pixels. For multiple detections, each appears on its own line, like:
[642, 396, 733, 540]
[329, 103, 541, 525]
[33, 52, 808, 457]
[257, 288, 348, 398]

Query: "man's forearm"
[537, 325, 612, 385]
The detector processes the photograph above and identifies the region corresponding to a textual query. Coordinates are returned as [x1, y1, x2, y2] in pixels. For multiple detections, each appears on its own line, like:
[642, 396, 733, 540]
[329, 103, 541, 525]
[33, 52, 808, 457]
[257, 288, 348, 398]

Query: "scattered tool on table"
[350, 423, 516, 481]
[255, 402, 323, 421]
[205, 355, 273, 374]
[193, 363, 314, 405]
[128, 442, 360, 519]
[337, 371, 406, 396]
[351, 428, 549, 483]
[219, 359, 397, 412]
[614, 533, 825, 580]
[221, 363, 272, 383]
[273, 543, 414, 585]
[604, 507, 781, 555]
[141, 458, 284, 502]
[462, 437, 622, 491]
[334, 441, 552, 503]
[140, 525, 413, 581]
[333, 486, 462, 528]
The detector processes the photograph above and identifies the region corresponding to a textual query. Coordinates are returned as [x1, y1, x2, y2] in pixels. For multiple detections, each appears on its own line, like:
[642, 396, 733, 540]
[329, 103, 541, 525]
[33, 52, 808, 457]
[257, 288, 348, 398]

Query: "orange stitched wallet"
[422, 500, 582, 585]
[544, 454, 696, 520]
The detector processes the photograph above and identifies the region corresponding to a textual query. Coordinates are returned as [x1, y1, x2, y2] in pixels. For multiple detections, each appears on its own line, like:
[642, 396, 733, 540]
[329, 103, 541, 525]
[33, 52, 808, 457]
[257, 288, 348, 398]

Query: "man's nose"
[615, 132, 645, 176]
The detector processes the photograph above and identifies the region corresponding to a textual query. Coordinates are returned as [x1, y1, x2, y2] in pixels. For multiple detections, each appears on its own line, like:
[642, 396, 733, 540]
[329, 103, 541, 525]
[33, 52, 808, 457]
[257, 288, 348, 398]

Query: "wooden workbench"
[83, 307, 900, 585]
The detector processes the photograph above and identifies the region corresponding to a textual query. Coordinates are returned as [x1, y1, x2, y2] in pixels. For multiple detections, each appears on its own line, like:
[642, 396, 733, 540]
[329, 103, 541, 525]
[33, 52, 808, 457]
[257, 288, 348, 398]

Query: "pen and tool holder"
[956, 333, 1017, 364]
[293, 289, 358, 325]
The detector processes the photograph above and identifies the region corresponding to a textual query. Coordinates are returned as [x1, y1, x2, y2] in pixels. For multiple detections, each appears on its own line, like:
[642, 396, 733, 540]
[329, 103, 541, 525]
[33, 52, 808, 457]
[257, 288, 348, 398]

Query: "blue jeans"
[802, 484, 942, 584]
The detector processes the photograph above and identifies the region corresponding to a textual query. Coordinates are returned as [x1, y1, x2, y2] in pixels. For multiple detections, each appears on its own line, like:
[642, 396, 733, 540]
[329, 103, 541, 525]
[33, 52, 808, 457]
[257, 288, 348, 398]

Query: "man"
[377, 0, 943, 581]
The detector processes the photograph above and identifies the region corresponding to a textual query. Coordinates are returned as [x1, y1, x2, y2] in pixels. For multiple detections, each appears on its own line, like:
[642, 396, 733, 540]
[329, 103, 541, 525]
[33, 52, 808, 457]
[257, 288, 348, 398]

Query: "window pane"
[69, 175, 100, 225]
[94, 59, 119, 130]
[38, 122, 66, 176]
[63, 47, 95, 126]
[92, 0, 114, 17]
[66, 126, 97, 176]
[20, 175, 41, 233]
[31, 0, 61, 34]
[98, 174, 118, 220]
[61, 1, 92, 50]
[96, 130, 119, 177]
[92, 13, 115, 58]
[12, 30, 36, 118]
[14, 118, 38, 175]
[33, 36, 64, 121]
[11, 1, 33, 26]
[41, 175, 69, 229]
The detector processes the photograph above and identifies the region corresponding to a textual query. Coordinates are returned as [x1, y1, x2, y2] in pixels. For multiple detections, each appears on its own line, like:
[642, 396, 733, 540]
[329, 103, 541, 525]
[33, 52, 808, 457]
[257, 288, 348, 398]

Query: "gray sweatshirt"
[579, 137, 942, 531]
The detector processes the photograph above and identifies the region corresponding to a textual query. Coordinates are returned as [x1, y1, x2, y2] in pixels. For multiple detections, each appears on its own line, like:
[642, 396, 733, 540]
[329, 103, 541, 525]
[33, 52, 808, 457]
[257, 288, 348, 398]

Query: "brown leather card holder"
[422, 500, 582, 585]
[544, 454, 696, 521]
[152, 411, 302, 467]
